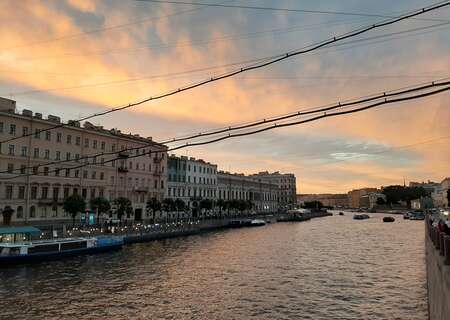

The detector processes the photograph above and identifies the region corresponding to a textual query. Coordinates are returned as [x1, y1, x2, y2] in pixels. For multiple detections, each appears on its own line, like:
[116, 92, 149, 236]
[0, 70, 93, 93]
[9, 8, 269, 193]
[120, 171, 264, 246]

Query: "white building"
[0, 97, 167, 225]
[167, 155, 217, 207]
[250, 171, 297, 208]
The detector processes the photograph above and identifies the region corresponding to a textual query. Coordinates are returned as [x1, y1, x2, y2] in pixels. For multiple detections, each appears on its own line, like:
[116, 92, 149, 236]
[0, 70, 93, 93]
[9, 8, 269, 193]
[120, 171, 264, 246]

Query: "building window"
[9, 124, 16, 135]
[55, 151, 61, 160]
[17, 206, 23, 219]
[44, 167, 49, 176]
[7, 163, 14, 173]
[65, 169, 70, 177]
[90, 188, 96, 199]
[31, 186, 37, 199]
[56, 132, 62, 142]
[64, 188, 69, 199]
[83, 170, 88, 179]
[93, 140, 98, 149]
[91, 171, 96, 179]
[30, 206, 36, 218]
[75, 136, 81, 146]
[100, 172, 104, 180]
[8, 144, 14, 155]
[32, 166, 38, 175]
[66, 152, 71, 160]
[17, 186, 25, 200]
[33, 148, 39, 158]
[5, 185, 13, 199]
[55, 169, 60, 177]
[22, 126, 28, 136]
[21, 146, 27, 157]
[101, 141, 105, 150]
[20, 165, 26, 174]
[44, 149, 50, 159]
[41, 187, 48, 199]
[0, 122, 3, 133]
[67, 135, 72, 144]
[84, 138, 89, 148]
[34, 128, 40, 139]
[53, 187, 59, 200]
[45, 131, 51, 141]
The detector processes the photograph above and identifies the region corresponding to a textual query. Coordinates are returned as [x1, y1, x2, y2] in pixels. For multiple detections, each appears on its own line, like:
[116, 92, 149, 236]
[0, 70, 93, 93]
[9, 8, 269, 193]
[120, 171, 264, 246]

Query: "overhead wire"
[1, 0, 448, 146]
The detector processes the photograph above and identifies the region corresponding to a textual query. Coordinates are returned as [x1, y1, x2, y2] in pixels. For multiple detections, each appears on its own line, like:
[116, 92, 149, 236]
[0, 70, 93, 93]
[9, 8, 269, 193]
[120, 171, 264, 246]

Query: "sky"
[0, 0, 449, 194]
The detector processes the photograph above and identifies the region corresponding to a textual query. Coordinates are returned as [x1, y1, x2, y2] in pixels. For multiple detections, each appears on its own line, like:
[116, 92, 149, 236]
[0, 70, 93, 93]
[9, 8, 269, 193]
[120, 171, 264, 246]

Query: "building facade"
[167, 155, 218, 207]
[250, 171, 297, 208]
[217, 171, 279, 212]
[347, 188, 378, 208]
[0, 97, 167, 224]
[297, 194, 349, 207]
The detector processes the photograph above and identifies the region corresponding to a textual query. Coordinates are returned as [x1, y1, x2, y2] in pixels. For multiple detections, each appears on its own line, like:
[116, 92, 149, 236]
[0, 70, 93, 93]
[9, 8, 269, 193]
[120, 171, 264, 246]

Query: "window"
[8, 144, 14, 155]
[5, 185, 13, 199]
[75, 136, 81, 146]
[75, 170, 79, 178]
[0, 122, 3, 133]
[45, 131, 51, 141]
[66, 152, 71, 160]
[75, 154, 80, 162]
[55, 168, 60, 177]
[31, 186, 37, 199]
[30, 206, 36, 218]
[33, 147, 39, 158]
[82, 188, 87, 199]
[111, 144, 116, 152]
[55, 151, 61, 160]
[64, 188, 69, 199]
[22, 126, 28, 136]
[91, 171, 96, 179]
[90, 188, 96, 199]
[41, 187, 48, 199]
[34, 128, 40, 139]
[9, 124, 16, 135]
[56, 132, 62, 142]
[154, 180, 158, 189]
[44, 167, 49, 176]
[21, 146, 27, 157]
[44, 149, 50, 159]
[20, 165, 26, 174]
[67, 135, 72, 144]
[84, 138, 89, 148]
[65, 169, 70, 177]
[93, 140, 98, 149]
[7, 163, 13, 173]
[101, 141, 105, 150]
[32, 166, 38, 175]
[83, 170, 88, 179]
[161, 180, 164, 189]
[16, 206, 23, 219]
[53, 187, 59, 200]
[100, 172, 104, 180]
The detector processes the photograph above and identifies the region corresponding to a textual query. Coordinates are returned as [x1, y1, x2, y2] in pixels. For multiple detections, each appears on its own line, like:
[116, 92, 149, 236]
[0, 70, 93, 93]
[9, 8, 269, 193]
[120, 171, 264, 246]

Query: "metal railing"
[426, 215, 450, 266]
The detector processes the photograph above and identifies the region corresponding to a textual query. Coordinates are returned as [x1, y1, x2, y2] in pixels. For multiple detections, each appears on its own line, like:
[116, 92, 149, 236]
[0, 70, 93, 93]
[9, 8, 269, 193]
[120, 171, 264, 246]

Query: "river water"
[0, 212, 427, 320]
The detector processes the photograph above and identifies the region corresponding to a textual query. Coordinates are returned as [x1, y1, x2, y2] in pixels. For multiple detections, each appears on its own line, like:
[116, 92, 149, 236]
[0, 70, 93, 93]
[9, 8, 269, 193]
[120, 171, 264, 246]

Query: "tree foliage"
[174, 199, 186, 212]
[302, 201, 324, 209]
[114, 197, 133, 221]
[1, 206, 14, 226]
[63, 194, 86, 225]
[382, 185, 429, 207]
[162, 198, 176, 212]
[90, 197, 111, 214]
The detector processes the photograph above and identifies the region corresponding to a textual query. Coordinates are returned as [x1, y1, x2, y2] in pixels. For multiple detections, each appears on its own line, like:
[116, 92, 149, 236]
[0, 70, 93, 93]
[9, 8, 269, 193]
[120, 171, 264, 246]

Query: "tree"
[63, 194, 86, 226]
[302, 201, 323, 210]
[199, 199, 213, 218]
[114, 197, 133, 223]
[1, 206, 14, 226]
[146, 198, 161, 223]
[447, 189, 450, 208]
[376, 197, 386, 205]
[215, 199, 226, 217]
[90, 197, 111, 224]
[382, 185, 428, 208]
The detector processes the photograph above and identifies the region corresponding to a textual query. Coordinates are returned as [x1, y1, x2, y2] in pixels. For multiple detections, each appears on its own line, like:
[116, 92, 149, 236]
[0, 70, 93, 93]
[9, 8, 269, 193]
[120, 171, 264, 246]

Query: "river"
[0, 212, 427, 320]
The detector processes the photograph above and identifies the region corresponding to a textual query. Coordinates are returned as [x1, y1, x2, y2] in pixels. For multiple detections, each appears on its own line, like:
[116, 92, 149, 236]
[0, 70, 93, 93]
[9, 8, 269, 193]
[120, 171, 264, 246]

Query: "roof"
[0, 226, 41, 235]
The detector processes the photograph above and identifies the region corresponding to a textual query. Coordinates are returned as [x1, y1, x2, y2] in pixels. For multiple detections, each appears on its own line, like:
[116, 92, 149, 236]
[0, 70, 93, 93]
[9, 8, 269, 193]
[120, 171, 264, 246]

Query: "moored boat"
[0, 226, 123, 265]
[353, 214, 370, 220]
[383, 216, 395, 223]
[250, 219, 266, 227]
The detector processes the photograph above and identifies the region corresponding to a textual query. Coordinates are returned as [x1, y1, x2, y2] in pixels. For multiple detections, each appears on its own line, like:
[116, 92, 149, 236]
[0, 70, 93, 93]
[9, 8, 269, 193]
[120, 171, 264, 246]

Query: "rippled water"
[0, 212, 427, 320]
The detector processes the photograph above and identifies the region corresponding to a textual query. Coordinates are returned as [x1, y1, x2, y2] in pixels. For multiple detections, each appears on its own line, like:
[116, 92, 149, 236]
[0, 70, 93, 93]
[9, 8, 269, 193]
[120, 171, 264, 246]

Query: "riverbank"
[425, 217, 450, 320]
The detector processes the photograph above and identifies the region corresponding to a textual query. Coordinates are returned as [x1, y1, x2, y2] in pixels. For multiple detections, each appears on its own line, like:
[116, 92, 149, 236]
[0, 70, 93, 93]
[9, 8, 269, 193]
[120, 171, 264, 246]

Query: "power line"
[2, 82, 449, 180]
[1, 0, 447, 146]
[135, 0, 450, 22]
[1, 79, 448, 177]
[5, 20, 448, 97]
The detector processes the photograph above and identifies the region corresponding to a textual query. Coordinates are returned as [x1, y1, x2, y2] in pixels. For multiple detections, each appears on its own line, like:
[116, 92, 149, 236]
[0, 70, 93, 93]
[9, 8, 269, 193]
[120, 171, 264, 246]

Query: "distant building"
[0, 97, 167, 225]
[250, 171, 296, 208]
[217, 171, 279, 212]
[296, 194, 348, 207]
[347, 188, 378, 208]
[167, 155, 218, 208]
[411, 197, 434, 210]
[360, 192, 386, 209]
[437, 177, 450, 208]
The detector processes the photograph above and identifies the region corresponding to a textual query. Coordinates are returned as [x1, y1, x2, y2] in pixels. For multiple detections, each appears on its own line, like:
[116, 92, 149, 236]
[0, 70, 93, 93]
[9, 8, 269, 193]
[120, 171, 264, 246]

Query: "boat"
[250, 219, 266, 227]
[403, 213, 410, 220]
[409, 212, 425, 220]
[339, 212, 344, 216]
[0, 226, 123, 265]
[353, 214, 370, 220]
[383, 216, 395, 223]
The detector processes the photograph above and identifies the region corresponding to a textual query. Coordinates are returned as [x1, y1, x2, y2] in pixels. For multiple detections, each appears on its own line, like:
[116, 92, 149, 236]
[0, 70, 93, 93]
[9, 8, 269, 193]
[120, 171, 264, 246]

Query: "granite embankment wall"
[426, 220, 450, 320]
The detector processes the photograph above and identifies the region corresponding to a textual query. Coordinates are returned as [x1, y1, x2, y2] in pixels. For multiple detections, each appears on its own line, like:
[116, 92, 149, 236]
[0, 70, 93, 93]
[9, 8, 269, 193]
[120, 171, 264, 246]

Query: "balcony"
[118, 151, 130, 158]
[153, 157, 162, 164]
[133, 186, 149, 193]
[118, 167, 129, 173]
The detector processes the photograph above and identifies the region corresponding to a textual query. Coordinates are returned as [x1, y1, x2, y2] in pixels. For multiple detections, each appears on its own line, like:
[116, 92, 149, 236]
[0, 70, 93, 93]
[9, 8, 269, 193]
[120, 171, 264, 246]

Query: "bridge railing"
[426, 215, 450, 266]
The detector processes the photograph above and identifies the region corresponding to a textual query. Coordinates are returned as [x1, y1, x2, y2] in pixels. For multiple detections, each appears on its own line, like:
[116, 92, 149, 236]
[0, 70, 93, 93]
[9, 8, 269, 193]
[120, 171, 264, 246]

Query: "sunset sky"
[0, 0, 449, 193]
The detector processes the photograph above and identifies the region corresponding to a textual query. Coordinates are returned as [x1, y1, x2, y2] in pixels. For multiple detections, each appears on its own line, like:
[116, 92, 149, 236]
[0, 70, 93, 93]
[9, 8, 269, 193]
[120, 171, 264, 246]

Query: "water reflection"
[0, 213, 427, 319]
